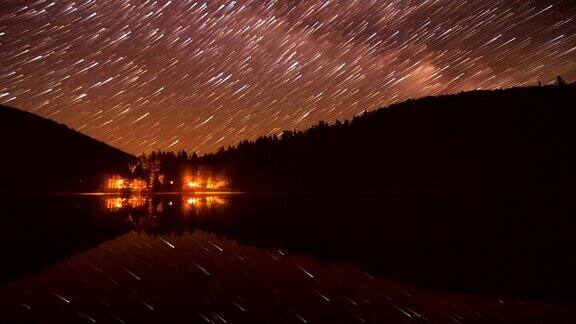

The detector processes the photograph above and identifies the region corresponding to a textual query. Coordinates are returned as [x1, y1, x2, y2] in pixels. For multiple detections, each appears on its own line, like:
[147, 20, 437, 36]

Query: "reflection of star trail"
[1, 0, 575, 154]
[1, 231, 575, 322]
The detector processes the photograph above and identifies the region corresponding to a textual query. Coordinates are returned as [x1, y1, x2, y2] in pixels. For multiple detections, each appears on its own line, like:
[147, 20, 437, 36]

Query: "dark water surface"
[0, 193, 575, 323]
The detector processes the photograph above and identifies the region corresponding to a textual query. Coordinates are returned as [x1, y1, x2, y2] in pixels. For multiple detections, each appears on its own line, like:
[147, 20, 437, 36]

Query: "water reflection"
[184, 195, 227, 208]
[1, 231, 575, 323]
[104, 194, 227, 212]
[104, 196, 148, 210]
[0, 194, 576, 322]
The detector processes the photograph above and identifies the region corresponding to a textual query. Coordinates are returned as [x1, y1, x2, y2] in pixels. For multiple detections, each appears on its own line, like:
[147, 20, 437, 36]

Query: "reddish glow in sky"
[1, 0, 575, 154]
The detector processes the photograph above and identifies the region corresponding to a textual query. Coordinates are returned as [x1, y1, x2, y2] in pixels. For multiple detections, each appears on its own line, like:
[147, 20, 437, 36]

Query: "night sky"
[1, 0, 575, 154]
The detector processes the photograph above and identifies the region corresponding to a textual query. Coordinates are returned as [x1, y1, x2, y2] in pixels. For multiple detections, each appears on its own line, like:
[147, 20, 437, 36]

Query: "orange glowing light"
[187, 181, 200, 188]
[183, 173, 229, 191]
[206, 178, 228, 190]
[107, 176, 126, 190]
[106, 176, 147, 192]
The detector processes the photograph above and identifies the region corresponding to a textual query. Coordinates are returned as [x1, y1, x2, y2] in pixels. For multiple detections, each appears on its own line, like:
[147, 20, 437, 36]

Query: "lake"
[0, 193, 575, 323]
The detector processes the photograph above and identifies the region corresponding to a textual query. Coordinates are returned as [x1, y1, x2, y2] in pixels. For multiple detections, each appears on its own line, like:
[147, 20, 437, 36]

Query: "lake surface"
[0, 193, 575, 323]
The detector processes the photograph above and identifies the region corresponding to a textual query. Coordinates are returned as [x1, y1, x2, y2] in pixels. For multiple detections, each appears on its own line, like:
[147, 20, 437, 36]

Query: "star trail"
[1, 0, 575, 154]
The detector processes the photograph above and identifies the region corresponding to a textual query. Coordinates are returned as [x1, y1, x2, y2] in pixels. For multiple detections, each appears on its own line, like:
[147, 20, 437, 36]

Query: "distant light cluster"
[1, 0, 575, 154]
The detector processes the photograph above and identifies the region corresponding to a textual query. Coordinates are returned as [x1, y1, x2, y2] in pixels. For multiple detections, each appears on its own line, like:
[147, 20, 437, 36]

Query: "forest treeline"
[137, 81, 576, 195]
[2, 81, 574, 194]
[0, 105, 134, 193]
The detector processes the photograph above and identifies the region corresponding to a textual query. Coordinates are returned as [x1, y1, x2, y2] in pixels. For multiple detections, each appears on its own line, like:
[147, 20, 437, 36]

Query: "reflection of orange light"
[105, 197, 124, 210]
[105, 196, 147, 210]
[183, 195, 227, 209]
[206, 196, 226, 205]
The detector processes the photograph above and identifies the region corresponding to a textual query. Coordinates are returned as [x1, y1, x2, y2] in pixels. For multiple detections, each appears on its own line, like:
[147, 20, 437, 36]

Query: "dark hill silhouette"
[191, 83, 576, 196]
[0, 105, 134, 193]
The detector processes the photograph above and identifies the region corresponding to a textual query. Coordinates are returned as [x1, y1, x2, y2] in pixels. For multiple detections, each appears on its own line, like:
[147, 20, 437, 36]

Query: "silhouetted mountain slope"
[0, 105, 134, 193]
[195, 84, 576, 195]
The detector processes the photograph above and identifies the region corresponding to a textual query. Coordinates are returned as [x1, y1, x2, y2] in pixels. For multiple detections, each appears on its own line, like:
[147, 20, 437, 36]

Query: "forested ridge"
[0, 105, 134, 193]
[186, 83, 576, 194]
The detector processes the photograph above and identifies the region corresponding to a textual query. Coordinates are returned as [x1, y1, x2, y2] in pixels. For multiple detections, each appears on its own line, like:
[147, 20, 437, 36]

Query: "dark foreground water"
[0, 193, 575, 323]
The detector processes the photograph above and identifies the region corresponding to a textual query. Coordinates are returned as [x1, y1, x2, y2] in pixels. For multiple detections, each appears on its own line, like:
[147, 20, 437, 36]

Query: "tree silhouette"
[184, 84, 576, 194]
[0, 105, 134, 193]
